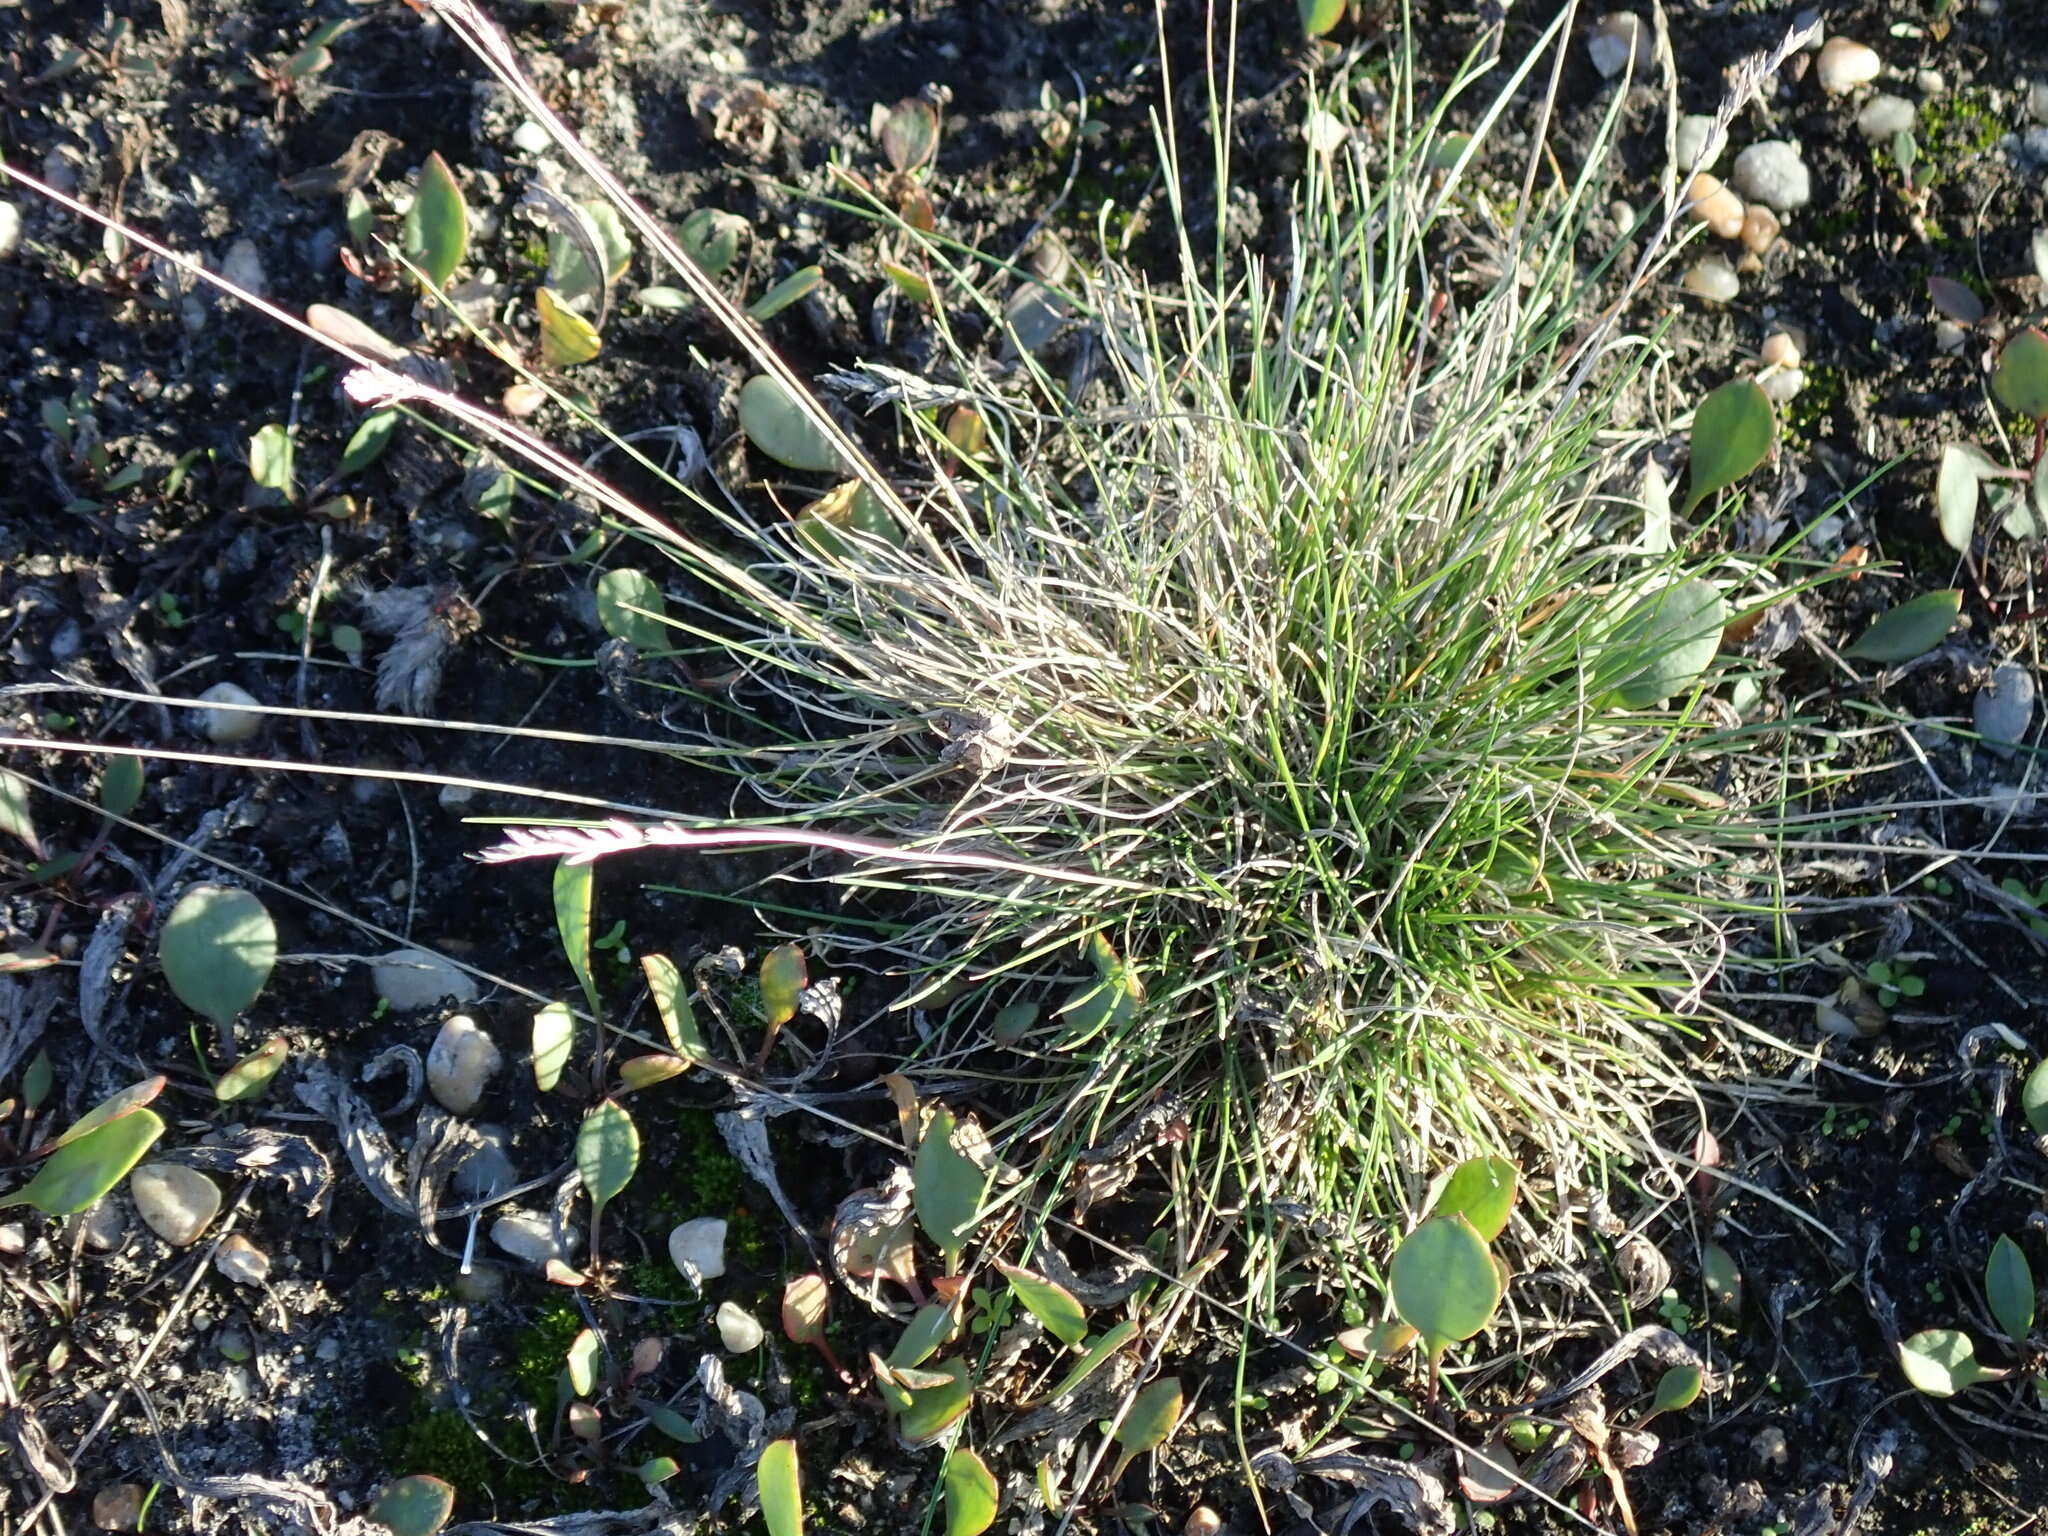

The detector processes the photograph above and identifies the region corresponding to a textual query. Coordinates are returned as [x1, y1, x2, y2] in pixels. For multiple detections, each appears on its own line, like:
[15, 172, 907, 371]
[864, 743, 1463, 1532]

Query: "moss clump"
[1780, 363, 1845, 447]
[1919, 89, 2001, 169]
[385, 1408, 505, 1496]
[511, 1299, 582, 1406]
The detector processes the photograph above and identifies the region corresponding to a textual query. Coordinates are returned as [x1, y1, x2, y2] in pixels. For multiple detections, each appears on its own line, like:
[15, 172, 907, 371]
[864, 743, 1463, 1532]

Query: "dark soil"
[4, 0, 2048, 1533]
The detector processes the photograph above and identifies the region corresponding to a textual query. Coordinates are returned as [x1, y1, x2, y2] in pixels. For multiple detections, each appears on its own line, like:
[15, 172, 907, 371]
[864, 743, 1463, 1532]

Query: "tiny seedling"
[1865, 958, 1925, 1009]
[1933, 326, 2048, 555]
[1899, 1234, 2040, 1397]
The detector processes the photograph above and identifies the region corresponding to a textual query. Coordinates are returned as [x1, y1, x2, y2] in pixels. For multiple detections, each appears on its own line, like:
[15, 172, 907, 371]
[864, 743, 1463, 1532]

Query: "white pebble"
[1915, 69, 1946, 98]
[1683, 255, 1740, 304]
[1759, 367, 1805, 404]
[130, 1163, 222, 1247]
[1855, 94, 1917, 141]
[1587, 13, 1651, 81]
[1685, 173, 1746, 240]
[0, 200, 20, 261]
[715, 1300, 764, 1353]
[1976, 663, 2036, 755]
[371, 948, 479, 1012]
[512, 120, 551, 155]
[1816, 37, 1881, 94]
[669, 1217, 729, 1284]
[426, 1014, 503, 1115]
[1731, 141, 1812, 212]
[215, 1234, 271, 1285]
[490, 1210, 579, 1267]
[219, 238, 267, 300]
[196, 682, 263, 745]
[1675, 114, 1724, 172]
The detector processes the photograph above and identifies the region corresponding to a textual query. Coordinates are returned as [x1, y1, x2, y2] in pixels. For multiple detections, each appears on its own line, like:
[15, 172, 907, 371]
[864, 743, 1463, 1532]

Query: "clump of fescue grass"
[1, 0, 1831, 1300]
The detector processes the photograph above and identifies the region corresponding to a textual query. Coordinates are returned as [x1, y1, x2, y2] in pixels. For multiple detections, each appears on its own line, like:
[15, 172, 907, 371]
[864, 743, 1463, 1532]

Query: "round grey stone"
[1976, 662, 2036, 755]
[1730, 141, 1812, 212]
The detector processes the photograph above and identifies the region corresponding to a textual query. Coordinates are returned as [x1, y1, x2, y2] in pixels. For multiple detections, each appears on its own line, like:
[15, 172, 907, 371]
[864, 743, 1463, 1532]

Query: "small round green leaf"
[1992, 329, 2048, 420]
[678, 208, 745, 281]
[160, 885, 276, 1028]
[1682, 378, 1775, 515]
[1647, 1362, 1703, 1419]
[912, 1104, 985, 1261]
[1299, 0, 1345, 35]
[942, 1448, 999, 1536]
[637, 1456, 680, 1485]
[1389, 1215, 1501, 1351]
[249, 423, 295, 500]
[401, 152, 468, 292]
[1844, 589, 1963, 664]
[100, 756, 145, 818]
[758, 1438, 801, 1536]
[1609, 579, 1727, 707]
[595, 568, 668, 650]
[739, 375, 848, 474]
[370, 1474, 454, 1536]
[1427, 1157, 1518, 1242]
[1986, 1234, 2035, 1343]
[1702, 1241, 1742, 1312]
[1898, 1328, 2005, 1397]
[880, 99, 941, 173]
[759, 943, 806, 1030]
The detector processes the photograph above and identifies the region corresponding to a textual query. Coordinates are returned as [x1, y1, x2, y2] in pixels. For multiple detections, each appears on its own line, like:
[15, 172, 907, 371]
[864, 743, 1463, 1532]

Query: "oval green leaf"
[942, 1448, 998, 1536]
[888, 1297, 963, 1369]
[1986, 1234, 2035, 1343]
[1389, 1215, 1501, 1351]
[42, 1078, 165, 1154]
[642, 954, 706, 1062]
[340, 408, 400, 478]
[1646, 1362, 1703, 1420]
[638, 1456, 680, 1485]
[2023, 1057, 2048, 1134]
[1609, 579, 1727, 708]
[537, 286, 601, 369]
[401, 152, 468, 292]
[1682, 377, 1775, 516]
[1844, 588, 1963, 664]
[996, 1261, 1089, 1348]
[1993, 328, 2048, 420]
[759, 943, 806, 1030]
[913, 1104, 985, 1262]
[576, 1099, 639, 1224]
[899, 1358, 973, 1446]
[1935, 444, 1999, 554]
[748, 265, 823, 324]
[739, 374, 848, 474]
[881, 99, 940, 173]
[249, 423, 295, 499]
[553, 858, 599, 1018]
[100, 756, 145, 819]
[215, 1036, 288, 1103]
[1898, 1328, 2005, 1397]
[3, 1108, 164, 1216]
[758, 1437, 801, 1536]
[371, 1474, 455, 1536]
[532, 1002, 574, 1092]
[596, 568, 668, 650]
[1702, 1241, 1742, 1312]
[619, 1054, 689, 1092]
[679, 208, 745, 281]
[160, 885, 276, 1028]
[1300, 0, 1345, 35]
[1108, 1377, 1182, 1482]
[1427, 1157, 1518, 1243]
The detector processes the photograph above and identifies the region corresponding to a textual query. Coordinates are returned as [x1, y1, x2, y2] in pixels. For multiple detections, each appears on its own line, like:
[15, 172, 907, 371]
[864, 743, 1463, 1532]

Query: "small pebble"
[130, 1163, 222, 1247]
[715, 1300, 764, 1353]
[512, 120, 551, 155]
[1184, 1510, 1223, 1536]
[1976, 662, 2037, 755]
[215, 1234, 271, 1285]
[0, 200, 20, 261]
[2032, 81, 2048, 125]
[1760, 367, 1805, 404]
[196, 682, 263, 745]
[1587, 12, 1651, 81]
[1731, 141, 1812, 213]
[669, 1217, 729, 1284]
[93, 1484, 147, 1532]
[1685, 173, 1745, 239]
[217, 1325, 253, 1361]
[1761, 331, 1801, 369]
[371, 948, 479, 1012]
[491, 1210, 578, 1267]
[453, 1125, 518, 1201]
[1740, 205, 1782, 255]
[1915, 69, 1946, 98]
[454, 1263, 506, 1303]
[1935, 320, 1968, 355]
[437, 784, 477, 811]
[219, 237, 267, 300]
[0, 1224, 23, 1255]
[1855, 94, 1917, 141]
[1675, 114, 1724, 172]
[1683, 255, 1740, 304]
[1816, 37, 1881, 94]
[503, 382, 547, 418]
[427, 1014, 503, 1114]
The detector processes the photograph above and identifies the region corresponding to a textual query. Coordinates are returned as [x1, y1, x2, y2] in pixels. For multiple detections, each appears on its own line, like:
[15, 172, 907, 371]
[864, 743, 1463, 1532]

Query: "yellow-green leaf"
[401, 152, 468, 291]
[537, 287, 601, 368]
[532, 1002, 574, 1092]
[2, 1108, 163, 1215]
[942, 1449, 998, 1536]
[215, 1036, 288, 1102]
[553, 858, 599, 1017]
[759, 943, 806, 1030]
[1844, 589, 1962, 664]
[996, 1261, 1088, 1347]
[758, 1438, 802, 1536]
[641, 954, 705, 1062]
[1108, 1377, 1182, 1482]
[1682, 378, 1774, 516]
[576, 1099, 639, 1224]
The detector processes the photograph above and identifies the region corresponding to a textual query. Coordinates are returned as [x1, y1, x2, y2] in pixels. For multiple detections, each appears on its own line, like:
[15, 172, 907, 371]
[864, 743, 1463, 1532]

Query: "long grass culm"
[3, 0, 1843, 1321]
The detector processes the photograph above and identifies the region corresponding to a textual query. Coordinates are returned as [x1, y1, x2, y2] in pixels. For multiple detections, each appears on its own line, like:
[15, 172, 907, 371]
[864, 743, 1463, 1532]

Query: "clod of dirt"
[130, 1162, 222, 1246]
[1730, 140, 1813, 212]
[426, 1013, 503, 1114]
[1856, 93, 1917, 140]
[195, 681, 263, 745]
[371, 949, 477, 1012]
[92, 1483, 146, 1532]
